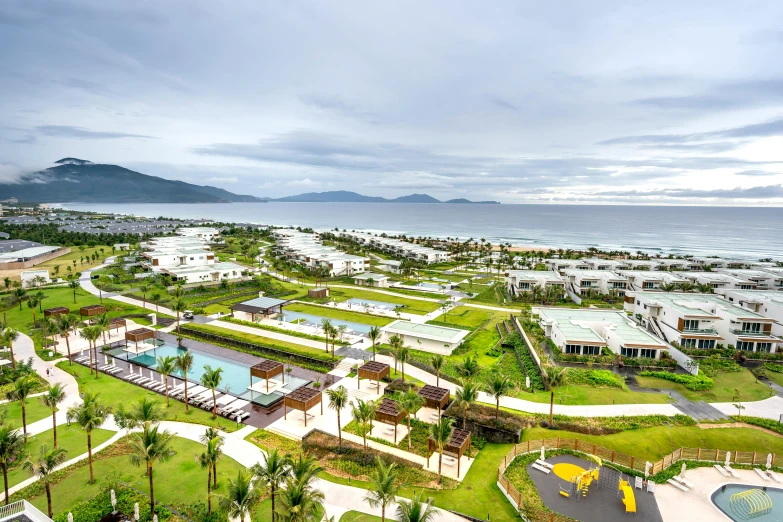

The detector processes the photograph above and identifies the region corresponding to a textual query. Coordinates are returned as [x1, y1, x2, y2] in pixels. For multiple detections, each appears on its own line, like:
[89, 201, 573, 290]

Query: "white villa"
[622, 259, 662, 271]
[352, 272, 390, 288]
[535, 307, 668, 359]
[716, 268, 783, 290]
[376, 259, 403, 274]
[504, 270, 566, 296]
[718, 289, 783, 337]
[272, 230, 369, 276]
[139, 232, 245, 283]
[177, 226, 221, 240]
[545, 259, 590, 274]
[562, 269, 628, 296]
[161, 262, 245, 283]
[622, 270, 689, 291]
[581, 258, 631, 271]
[380, 320, 469, 354]
[681, 272, 758, 290]
[338, 231, 451, 264]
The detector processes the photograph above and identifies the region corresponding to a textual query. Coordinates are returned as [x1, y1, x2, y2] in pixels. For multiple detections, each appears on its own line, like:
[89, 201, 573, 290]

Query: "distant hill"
[271, 190, 499, 204]
[0, 159, 266, 203]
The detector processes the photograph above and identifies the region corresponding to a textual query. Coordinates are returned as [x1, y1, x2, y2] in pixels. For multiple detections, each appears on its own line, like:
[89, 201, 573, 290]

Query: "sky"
[1, 1, 783, 205]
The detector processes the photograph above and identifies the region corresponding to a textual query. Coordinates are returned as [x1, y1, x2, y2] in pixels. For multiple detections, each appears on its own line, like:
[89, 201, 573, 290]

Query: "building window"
[697, 339, 715, 349]
[642, 282, 655, 289]
[741, 322, 761, 333]
[583, 346, 601, 356]
[621, 347, 639, 357]
[564, 344, 580, 354]
[757, 342, 772, 352]
[683, 319, 699, 331]
[736, 341, 754, 351]
[681, 338, 696, 348]
[640, 349, 656, 359]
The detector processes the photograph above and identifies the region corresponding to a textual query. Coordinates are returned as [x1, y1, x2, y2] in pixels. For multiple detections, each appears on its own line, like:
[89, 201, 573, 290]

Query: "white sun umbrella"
[134, 503, 139, 521]
[725, 451, 732, 467]
[68, 514, 73, 522]
[645, 461, 652, 478]
[767, 454, 773, 470]
[104, 354, 108, 365]
[680, 462, 686, 479]
[540, 445, 546, 461]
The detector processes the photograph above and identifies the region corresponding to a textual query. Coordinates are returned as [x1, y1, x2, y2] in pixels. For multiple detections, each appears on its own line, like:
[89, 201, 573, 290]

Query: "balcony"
[681, 327, 718, 334]
[730, 329, 770, 337]
[0, 500, 52, 522]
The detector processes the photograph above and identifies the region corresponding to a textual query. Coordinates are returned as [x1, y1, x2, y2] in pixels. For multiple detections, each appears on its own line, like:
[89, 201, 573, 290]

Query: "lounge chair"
[713, 465, 730, 477]
[125, 373, 145, 382]
[724, 464, 739, 478]
[214, 395, 237, 408]
[107, 367, 123, 375]
[754, 468, 771, 481]
[220, 399, 249, 415]
[179, 385, 206, 401]
[148, 382, 166, 392]
[190, 390, 213, 405]
[233, 410, 250, 422]
[195, 392, 219, 407]
[768, 470, 783, 483]
[666, 479, 688, 491]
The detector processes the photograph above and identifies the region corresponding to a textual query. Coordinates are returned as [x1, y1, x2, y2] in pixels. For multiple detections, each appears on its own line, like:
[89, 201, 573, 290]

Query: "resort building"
[0, 244, 69, 269]
[142, 236, 211, 252]
[545, 259, 590, 274]
[717, 290, 783, 337]
[271, 230, 370, 276]
[686, 256, 748, 269]
[380, 320, 470, 354]
[352, 272, 390, 287]
[580, 258, 630, 271]
[376, 259, 403, 273]
[504, 270, 566, 297]
[142, 248, 216, 270]
[715, 268, 783, 290]
[621, 259, 662, 271]
[535, 307, 668, 359]
[337, 231, 451, 264]
[655, 259, 701, 271]
[681, 272, 758, 290]
[622, 271, 688, 291]
[625, 291, 780, 353]
[160, 262, 245, 283]
[562, 269, 628, 296]
[176, 226, 221, 240]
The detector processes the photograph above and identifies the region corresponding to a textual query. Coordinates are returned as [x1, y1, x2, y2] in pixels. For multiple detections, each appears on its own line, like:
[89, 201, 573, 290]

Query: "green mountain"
[0, 159, 266, 203]
[271, 191, 498, 204]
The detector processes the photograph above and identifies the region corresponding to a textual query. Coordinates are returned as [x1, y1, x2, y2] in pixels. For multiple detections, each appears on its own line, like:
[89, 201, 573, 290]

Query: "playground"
[526, 454, 663, 522]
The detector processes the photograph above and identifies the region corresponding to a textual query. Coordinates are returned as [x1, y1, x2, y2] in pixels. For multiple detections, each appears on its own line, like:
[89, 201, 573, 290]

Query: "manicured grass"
[438, 307, 492, 329]
[523, 425, 783, 463]
[765, 371, 783, 388]
[340, 511, 383, 522]
[28, 246, 112, 280]
[25, 437, 245, 518]
[56, 362, 240, 432]
[635, 368, 773, 402]
[285, 303, 393, 327]
[2, 397, 56, 426]
[521, 385, 670, 405]
[327, 287, 440, 315]
[191, 322, 333, 357]
[5, 425, 115, 488]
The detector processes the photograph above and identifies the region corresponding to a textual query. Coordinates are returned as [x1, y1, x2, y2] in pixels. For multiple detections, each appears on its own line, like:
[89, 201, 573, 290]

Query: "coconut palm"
[364, 457, 399, 522]
[428, 417, 454, 484]
[485, 373, 512, 419]
[542, 366, 567, 389]
[396, 490, 437, 522]
[39, 383, 67, 448]
[171, 298, 187, 341]
[129, 397, 165, 425]
[290, 452, 323, 485]
[1, 328, 19, 370]
[79, 325, 102, 378]
[199, 426, 223, 487]
[138, 281, 151, 309]
[396, 390, 425, 451]
[200, 365, 224, 418]
[430, 354, 445, 387]
[26, 295, 40, 326]
[67, 277, 79, 303]
[66, 392, 112, 483]
[96, 313, 111, 346]
[196, 435, 223, 516]
[454, 379, 480, 430]
[397, 346, 410, 381]
[368, 326, 381, 361]
[23, 445, 68, 517]
[275, 475, 325, 522]
[7, 376, 37, 440]
[129, 421, 175, 517]
[320, 318, 333, 353]
[325, 385, 349, 449]
[252, 448, 291, 522]
[57, 314, 77, 365]
[150, 291, 162, 313]
[454, 355, 481, 382]
[218, 469, 262, 522]
[175, 350, 195, 412]
[12, 288, 26, 311]
[156, 355, 177, 406]
[388, 334, 402, 372]
[350, 398, 378, 459]
[0, 425, 25, 505]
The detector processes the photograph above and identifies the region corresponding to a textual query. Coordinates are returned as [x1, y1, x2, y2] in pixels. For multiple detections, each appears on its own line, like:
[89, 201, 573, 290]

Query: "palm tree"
[1, 328, 19, 370]
[175, 350, 195, 413]
[397, 391, 424, 451]
[196, 435, 223, 516]
[68, 277, 79, 303]
[252, 448, 291, 522]
[455, 355, 480, 382]
[171, 298, 187, 341]
[150, 291, 162, 313]
[39, 383, 67, 448]
[129, 421, 175, 517]
[27, 295, 41, 326]
[138, 281, 151, 309]
[542, 366, 566, 389]
[351, 398, 378, 459]
[7, 376, 37, 440]
[57, 314, 77, 365]
[79, 325, 102, 378]
[218, 469, 262, 522]
[23, 445, 68, 517]
[365, 457, 399, 522]
[368, 326, 381, 360]
[199, 426, 224, 487]
[388, 334, 402, 372]
[485, 373, 512, 419]
[66, 392, 112, 484]
[428, 417, 454, 484]
[0, 425, 25, 505]
[397, 346, 410, 381]
[12, 288, 26, 311]
[156, 355, 177, 406]
[129, 397, 165, 425]
[200, 365, 224, 419]
[290, 452, 323, 486]
[430, 354, 445, 387]
[396, 490, 437, 522]
[320, 318, 333, 353]
[276, 475, 325, 522]
[326, 385, 349, 449]
[455, 379, 480, 429]
[96, 313, 111, 346]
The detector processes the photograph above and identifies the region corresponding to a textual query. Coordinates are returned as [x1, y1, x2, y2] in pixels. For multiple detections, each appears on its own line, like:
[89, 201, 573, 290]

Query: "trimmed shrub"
[638, 370, 714, 391]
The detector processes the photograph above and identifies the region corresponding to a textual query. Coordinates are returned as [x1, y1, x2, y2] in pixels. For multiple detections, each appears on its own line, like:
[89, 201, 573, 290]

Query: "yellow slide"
[622, 485, 637, 514]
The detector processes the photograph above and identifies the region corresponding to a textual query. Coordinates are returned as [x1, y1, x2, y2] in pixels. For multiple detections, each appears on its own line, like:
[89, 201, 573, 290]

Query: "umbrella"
[644, 461, 652, 478]
[68, 514, 73, 522]
[767, 454, 773, 470]
[129, 364, 134, 374]
[725, 451, 732, 467]
[153, 516, 158, 522]
[104, 355, 108, 365]
[680, 462, 686, 479]
[540, 446, 545, 461]
[111, 489, 117, 513]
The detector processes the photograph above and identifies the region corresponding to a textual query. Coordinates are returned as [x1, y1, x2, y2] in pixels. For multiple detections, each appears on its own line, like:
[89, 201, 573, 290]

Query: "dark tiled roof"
[358, 361, 390, 374]
[287, 386, 321, 403]
[418, 385, 449, 401]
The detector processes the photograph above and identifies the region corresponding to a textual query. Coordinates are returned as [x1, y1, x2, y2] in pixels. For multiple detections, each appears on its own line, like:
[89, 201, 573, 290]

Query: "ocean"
[62, 203, 783, 259]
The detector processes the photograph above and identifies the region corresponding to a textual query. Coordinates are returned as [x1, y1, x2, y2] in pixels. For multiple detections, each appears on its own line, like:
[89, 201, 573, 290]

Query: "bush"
[52, 482, 173, 522]
[732, 415, 783, 436]
[699, 357, 741, 377]
[506, 334, 545, 391]
[638, 370, 714, 390]
[764, 362, 783, 374]
[566, 369, 623, 388]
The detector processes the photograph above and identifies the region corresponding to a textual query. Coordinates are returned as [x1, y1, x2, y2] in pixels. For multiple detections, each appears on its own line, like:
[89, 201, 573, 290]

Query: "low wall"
[0, 247, 70, 269]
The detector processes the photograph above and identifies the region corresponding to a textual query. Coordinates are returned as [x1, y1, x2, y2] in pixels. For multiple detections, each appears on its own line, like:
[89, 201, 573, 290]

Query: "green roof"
[382, 320, 469, 343]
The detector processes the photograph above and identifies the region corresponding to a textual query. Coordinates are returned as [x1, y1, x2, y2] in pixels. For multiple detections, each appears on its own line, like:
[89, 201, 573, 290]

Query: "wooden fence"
[496, 437, 778, 520]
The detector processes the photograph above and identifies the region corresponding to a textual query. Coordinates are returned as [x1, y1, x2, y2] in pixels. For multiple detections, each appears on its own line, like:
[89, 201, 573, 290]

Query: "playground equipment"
[571, 455, 602, 500]
[730, 489, 772, 520]
[618, 478, 637, 514]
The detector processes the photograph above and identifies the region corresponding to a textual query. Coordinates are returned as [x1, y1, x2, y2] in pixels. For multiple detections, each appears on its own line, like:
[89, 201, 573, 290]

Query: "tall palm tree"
[57, 314, 77, 365]
[79, 325, 102, 378]
[326, 385, 349, 449]
[156, 355, 177, 406]
[350, 398, 378, 459]
[39, 383, 67, 448]
[196, 435, 223, 516]
[364, 457, 399, 522]
[218, 469, 262, 522]
[171, 298, 187, 341]
[23, 445, 68, 517]
[138, 281, 151, 309]
[175, 350, 195, 412]
[276, 475, 325, 522]
[129, 397, 165, 425]
[388, 335, 402, 372]
[1, 328, 19, 370]
[485, 373, 512, 419]
[12, 288, 27, 311]
[129, 421, 175, 517]
[396, 491, 437, 522]
[396, 390, 425, 450]
[96, 313, 111, 346]
[252, 448, 291, 522]
[199, 426, 224, 488]
[397, 346, 410, 381]
[7, 376, 37, 441]
[27, 295, 41, 326]
[455, 379, 480, 430]
[67, 277, 79, 303]
[66, 392, 112, 484]
[455, 355, 481, 382]
[428, 417, 454, 484]
[200, 365, 224, 419]
[430, 355, 445, 388]
[150, 291, 162, 313]
[290, 452, 323, 486]
[319, 319, 333, 353]
[0, 425, 25, 505]
[368, 326, 381, 361]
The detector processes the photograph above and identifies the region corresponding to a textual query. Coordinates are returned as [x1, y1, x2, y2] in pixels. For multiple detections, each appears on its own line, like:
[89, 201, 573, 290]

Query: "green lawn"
[326, 287, 440, 315]
[437, 307, 493, 329]
[635, 368, 773, 402]
[9, 246, 112, 283]
[2, 397, 55, 426]
[56, 362, 241, 432]
[340, 511, 383, 522]
[765, 371, 783, 388]
[285, 303, 393, 327]
[191, 322, 334, 358]
[5, 425, 115, 488]
[25, 437, 245, 518]
[520, 385, 670, 405]
[523, 425, 783, 463]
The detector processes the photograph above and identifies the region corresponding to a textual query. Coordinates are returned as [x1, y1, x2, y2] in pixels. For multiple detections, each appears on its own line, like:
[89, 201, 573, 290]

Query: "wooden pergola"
[109, 318, 127, 334]
[283, 386, 322, 427]
[418, 385, 450, 413]
[80, 304, 106, 319]
[125, 328, 155, 353]
[428, 428, 472, 478]
[357, 361, 390, 393]
[43, 307, 70, 318]
[375, 398, 406, 443]
[250, 360, 285, 393]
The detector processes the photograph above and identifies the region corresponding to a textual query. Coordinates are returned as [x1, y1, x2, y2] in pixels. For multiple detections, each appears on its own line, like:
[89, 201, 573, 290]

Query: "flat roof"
[235, 296, 289, 310]
[382, 320, 469, 343]
[164, 262, 243, 275]
[353, 272, 389, 280]
[536, 307, 666, 347]
[0, 245, 60, 260]
[632, 291, 768, 319]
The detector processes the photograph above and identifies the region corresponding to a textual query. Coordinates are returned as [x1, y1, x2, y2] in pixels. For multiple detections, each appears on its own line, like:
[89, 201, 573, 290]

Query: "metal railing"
[0, 500, 52, 522]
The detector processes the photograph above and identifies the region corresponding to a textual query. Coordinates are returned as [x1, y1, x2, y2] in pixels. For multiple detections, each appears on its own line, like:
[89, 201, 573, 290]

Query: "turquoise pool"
[711, 484, 783, 521]
[281, 310, 373, 334]
[345, 297, 397, 311]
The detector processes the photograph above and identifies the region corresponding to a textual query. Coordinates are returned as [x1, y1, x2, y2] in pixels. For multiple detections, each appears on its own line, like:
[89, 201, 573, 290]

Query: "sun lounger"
[714, 465, 730, 477]
[646, 482, 656, 493]
[666, 479, 689, 492]
[220, 399, 249, 415]
[233, 410, 250, 422]
[199, 393, 221, 408]
[179, 386, 206, 400]
[125, 373, 145, 382]
[190, 390, 214, 405]
[725, 465, 739, 478]
[133, 377, 151, 386]
[535, 459, 554, 470]
[531, 463, 550, 474]
[107, 367, 123, 375]
[674, 476, 694, 489]
[215, 395, 237, 407]
[148, 382, 166, 392]
[754, 468, 771, 481]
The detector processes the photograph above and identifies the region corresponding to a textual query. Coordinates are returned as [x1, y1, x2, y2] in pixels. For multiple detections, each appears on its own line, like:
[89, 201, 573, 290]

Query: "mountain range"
[0, 160, 499, 204]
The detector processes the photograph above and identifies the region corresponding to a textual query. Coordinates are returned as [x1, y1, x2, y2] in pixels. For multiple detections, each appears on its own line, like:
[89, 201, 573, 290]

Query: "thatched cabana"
[125, 328, 155, 353]
[44, 307, 70, 318]
[375, 398, 406, 443]
[250, 360, 285, 393]
[418, 385, 450, 412]
[283, 386, 322, 426]
[80, 304, 106, 319]
[357, 361, 390, 393]
[108, 318, 127, 334]
[428, 428, 472, 477]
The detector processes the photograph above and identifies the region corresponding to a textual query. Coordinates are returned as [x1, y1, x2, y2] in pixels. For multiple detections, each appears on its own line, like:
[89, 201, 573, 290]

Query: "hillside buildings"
[272, 230, 369, 276]
[505, 270, 566, 297]
[337, 231, 451, 264]
[381, 320, 469, 354]
[562, 269, 628, 296]
[140, 233, 245, 283]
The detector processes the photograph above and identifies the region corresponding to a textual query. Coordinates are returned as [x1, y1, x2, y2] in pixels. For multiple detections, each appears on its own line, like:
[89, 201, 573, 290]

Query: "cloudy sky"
[1, 1, 783, 205]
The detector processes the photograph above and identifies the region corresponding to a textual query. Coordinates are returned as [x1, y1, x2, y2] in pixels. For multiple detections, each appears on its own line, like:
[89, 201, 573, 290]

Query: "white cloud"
[205, 176, 238, 184]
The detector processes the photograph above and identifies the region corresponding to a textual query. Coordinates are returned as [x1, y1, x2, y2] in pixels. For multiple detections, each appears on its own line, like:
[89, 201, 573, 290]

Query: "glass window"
[681, 338, 697, 348]
[697, 339, 715, 349]
[640, 349, 656, 359]
[737, 341, 754, 351]
[683, 320, 699, 331]
[564, 344, 580, 354]
[621, 347, 639, 357]
[741, 323, 761, 333]
[583, 346, 601, 356]
[757, 342, 772, 352]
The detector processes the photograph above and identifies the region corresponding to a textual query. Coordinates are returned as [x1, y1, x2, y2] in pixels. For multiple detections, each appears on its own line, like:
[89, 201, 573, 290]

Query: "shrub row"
[506, 334, 545, 391]
[53, 484, 175, 522]
[566, 368, 623, 388]
[638, 370, 714, 390]
[222, 317, 349, 346]
[731, 415, 783, 436]
[698, 357, 742, 377]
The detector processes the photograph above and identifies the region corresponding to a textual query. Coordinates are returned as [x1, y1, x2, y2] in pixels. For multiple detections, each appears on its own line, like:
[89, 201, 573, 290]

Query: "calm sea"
[62, 203, 783, 259]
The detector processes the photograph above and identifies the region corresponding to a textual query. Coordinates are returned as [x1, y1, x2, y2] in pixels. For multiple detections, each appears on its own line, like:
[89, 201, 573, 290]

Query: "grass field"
[57, 362, 241, 432]
[0, 246, 112, 283]
[437, 306, 493, 329]
[285, 302, 394, 327]
[523, 425, 783, 462]
[765, 371, 783, 388]
[2, 396, 55, 426]
[191, 322, 333, 358]
[520, 385, 671, 405]
[340, 511, 383, 522]
[325, 287, 440, 315]
[635, 368, 773, 402]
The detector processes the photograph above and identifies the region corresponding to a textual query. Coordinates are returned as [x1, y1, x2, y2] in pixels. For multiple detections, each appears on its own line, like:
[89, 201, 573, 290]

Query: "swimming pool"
[345, 297, 397, 311]
[105, 343, 310, 406]
[711, 483, 783, 521]
[280, 310, 373, 334]
[417, 282, 447, 290]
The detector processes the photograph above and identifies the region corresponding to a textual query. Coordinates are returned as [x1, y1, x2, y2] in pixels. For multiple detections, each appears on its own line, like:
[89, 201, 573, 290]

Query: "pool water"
[712, 484, 783, 521]
[281, 310, 373, 334]
[105, 343, 310, 406]
[417, 282, 447, 290]
[344, 297, 397, 311]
